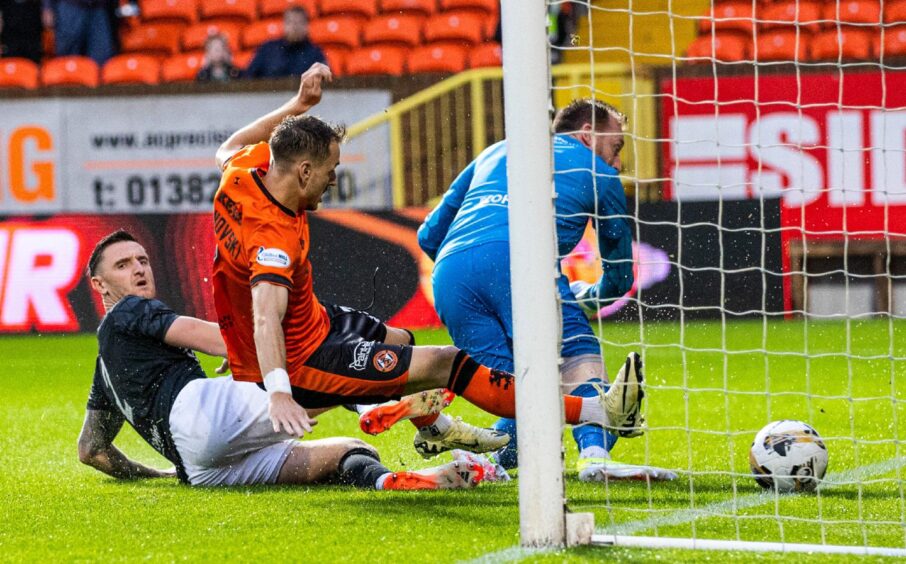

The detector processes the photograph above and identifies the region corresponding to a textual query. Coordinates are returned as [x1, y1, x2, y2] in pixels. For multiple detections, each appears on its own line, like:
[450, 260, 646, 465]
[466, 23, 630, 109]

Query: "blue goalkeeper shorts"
[432, 241, 600, 372]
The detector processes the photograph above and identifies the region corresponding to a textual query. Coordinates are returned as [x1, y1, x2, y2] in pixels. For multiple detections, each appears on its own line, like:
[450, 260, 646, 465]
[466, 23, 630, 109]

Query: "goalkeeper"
[419, 99, 673, 482]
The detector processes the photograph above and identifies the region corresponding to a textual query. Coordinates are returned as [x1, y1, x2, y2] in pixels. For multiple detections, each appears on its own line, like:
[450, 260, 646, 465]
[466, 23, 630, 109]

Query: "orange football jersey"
[212, 142, 330, 384]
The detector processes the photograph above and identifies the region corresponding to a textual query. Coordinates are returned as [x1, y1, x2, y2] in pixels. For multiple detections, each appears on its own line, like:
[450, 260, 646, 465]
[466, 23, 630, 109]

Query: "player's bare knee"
[383, 326, 414, 346]
[344, 438, 378, 458]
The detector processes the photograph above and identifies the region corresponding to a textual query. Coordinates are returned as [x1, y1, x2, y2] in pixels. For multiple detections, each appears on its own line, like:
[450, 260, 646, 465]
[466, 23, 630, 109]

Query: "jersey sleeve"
[86, 360, 114, 411]
[223, 142, 271, 172]
[591, 171, 634, 301]
[246, 220, 302, 289]
[417, 158, 475, 260]
[113, 296, 180, 341]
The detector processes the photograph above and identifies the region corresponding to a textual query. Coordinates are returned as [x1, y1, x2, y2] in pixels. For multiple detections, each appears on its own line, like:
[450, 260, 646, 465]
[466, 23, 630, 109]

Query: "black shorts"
[289, 304, 413, 408]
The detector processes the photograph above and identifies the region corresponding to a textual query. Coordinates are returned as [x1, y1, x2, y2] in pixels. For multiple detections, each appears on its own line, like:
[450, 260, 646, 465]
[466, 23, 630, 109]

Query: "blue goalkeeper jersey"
[418, 134, 633, 302]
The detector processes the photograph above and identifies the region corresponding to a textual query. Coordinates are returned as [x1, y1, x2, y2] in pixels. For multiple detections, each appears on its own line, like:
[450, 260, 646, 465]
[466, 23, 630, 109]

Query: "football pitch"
[2, 319, 904, 562]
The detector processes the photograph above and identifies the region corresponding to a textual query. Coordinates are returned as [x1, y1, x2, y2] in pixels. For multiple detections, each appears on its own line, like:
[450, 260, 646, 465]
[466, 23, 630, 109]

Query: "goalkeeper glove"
[570, 280, 599, 317]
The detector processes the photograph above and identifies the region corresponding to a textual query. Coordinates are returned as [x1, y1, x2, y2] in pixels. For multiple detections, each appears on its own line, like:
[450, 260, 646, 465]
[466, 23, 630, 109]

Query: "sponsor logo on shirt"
[477, 194, 509, 207]
[349, 341, 374, 371]
[373, 349, 399, 373]
[256, 247, 291, 268]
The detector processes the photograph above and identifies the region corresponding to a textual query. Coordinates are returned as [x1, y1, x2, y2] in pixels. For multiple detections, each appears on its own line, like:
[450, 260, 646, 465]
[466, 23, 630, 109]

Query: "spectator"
[0, 0, 45, 62]
[244, 6, 326, 79]
[196, 33, 240, 82]
[45, 0, 118, 66]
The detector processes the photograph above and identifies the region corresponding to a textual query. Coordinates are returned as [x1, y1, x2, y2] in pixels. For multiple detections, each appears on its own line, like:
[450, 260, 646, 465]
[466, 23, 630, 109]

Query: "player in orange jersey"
[211, 63, 644, 447]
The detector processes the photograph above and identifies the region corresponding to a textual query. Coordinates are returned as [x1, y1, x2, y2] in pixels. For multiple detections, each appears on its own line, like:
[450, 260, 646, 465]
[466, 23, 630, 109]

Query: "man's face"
[299, 141, 340, 211]
[90, 241, 156, 303]
[582, 121, 625, 171]
[284, 11, 309, 43]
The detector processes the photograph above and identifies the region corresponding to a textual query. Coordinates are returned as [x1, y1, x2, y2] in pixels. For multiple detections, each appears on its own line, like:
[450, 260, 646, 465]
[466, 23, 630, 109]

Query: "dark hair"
[87, 229, 137, 277]
[552, 98, 627, 134]
[269, 115, 346, 167]
[284, 6, 309, 20]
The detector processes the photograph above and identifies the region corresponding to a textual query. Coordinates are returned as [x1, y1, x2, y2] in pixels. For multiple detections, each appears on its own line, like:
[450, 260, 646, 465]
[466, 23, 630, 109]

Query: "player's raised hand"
[269, 392, 318, 437]
[296, 62, 333, 110]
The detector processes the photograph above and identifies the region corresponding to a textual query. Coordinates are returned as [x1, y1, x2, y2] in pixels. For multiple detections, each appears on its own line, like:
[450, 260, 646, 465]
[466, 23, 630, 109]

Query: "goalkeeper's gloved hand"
[570, 280, 600, 317]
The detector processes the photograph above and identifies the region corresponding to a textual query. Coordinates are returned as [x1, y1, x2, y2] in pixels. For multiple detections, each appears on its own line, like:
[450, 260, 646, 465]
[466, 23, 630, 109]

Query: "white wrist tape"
[263, 368, 291, 396]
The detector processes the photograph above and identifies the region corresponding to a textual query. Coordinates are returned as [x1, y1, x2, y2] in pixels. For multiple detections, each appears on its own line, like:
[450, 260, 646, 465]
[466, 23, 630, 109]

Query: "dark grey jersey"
[87, 296, 205, 477]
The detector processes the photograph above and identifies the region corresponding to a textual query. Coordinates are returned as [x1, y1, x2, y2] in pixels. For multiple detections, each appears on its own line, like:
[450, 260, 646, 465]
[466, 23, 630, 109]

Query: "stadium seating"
[0, 58, 39, 89]
[760, 1, 822, 31]
[439, 0, 496, 13]
[120, 23, 184, 57]
[756, 29, 809, 62]
[183, 21, 242, 51]
[161, 51, 205, 82]
[362, 14, 423, 47]
[686, 34, 749, 62]
[700, 1, 755, 35]
[41, 56, 100, 87]
[876, 25, 906, 57]
[380, 0, 436, 17]
[825, 0, 882, 25]
[242, 18, 284, 49]
[408, 43, 467, 73]
[345, 46, 405, 75]
[322, 47, 347, 75]
[810, 28, 873, 60]
[259, 0, 318, 18]
[234, 50, 255, 69]
[319, 0, 378, 20]
[469, 41, 501, 67]
[885, 0, 906, 24]
[140, 0, 199, 25]
[199, 0, 258, 23]
[423, 11, 485, 44]
[309, 16, 363, 49]
[102, 54, 162, 85]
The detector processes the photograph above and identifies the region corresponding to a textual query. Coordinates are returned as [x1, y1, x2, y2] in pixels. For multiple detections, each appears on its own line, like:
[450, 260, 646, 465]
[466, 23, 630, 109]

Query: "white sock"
[580, 446, 610, 460]
[418, 413, 453, 438]
[375, 473, 391, 490]
[578, 397, 608, 427]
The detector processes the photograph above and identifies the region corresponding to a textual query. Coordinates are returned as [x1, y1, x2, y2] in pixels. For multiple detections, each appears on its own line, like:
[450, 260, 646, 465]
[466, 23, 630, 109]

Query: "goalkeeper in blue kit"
[418, 99, 675, 481]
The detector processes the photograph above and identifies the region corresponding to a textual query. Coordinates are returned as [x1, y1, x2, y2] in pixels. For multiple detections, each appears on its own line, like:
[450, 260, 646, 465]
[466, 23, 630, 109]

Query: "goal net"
[506, 0, 906, 555]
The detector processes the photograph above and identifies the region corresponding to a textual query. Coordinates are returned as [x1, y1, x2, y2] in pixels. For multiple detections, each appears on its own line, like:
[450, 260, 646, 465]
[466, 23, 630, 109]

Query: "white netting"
[543, 0, 906, 553]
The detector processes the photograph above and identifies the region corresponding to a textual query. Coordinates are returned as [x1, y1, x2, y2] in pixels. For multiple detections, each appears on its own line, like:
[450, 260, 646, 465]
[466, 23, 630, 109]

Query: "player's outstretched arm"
[251, 282, 317, 437]
[215, 62, 333, 169]
[77, 410, 175, 480]
[164, 316, 227, 357]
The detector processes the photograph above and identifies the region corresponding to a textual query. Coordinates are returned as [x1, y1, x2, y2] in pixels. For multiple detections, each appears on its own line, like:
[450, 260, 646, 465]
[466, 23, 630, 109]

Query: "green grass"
[1, 320, 904, 562]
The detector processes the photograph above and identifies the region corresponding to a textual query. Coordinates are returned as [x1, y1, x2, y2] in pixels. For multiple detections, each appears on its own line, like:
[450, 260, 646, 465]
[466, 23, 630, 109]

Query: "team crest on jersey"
[373, 349, 399, 373]
[256, 247, 291, 268]
[349, 341, 374, 371]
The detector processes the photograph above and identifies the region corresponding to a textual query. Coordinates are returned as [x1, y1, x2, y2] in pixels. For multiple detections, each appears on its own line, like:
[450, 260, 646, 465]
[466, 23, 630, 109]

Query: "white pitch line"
[605, 456, 906, 536]
[461, 457, 906, 564]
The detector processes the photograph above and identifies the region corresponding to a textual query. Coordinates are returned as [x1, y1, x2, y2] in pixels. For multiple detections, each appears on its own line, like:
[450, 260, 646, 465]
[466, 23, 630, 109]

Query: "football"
[749, 420, 828, 493]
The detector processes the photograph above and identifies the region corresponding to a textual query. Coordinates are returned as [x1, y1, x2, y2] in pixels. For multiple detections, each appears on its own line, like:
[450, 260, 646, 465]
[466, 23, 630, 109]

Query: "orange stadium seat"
[322, 47, 347, 75]
[345, 45, 405, 75]
[875, 26, 906, 57]
[469, 41, 501, 67]
[439, 0, 496, 14]
[120, 23, 184, 57]
[755, 29, 809, 61]
[408, 43, 467, 73]
[0, 58, 39, 89]
[686, 34, 750, 62]
[140, 0, 198, 24]
[102, 54, 161, 85]
[760, 1, 822, 31]
[259, 0, 318, 18]
[810, 28, 873, 60]
[319, 0, 378, 19]
[380, 0, 436, 17]
[199, 0, 258, 23]
[309, 16, 363, 49]
[242, 18, 284, 49]
[234, 50, 255, 69]
[362, 14, 423, 47]
[825, 1, 882, 25]
[41, 56, 100, 87]
[183, 21, 242, 51]
[700, 2, 755, 35]
[885, 0, 906, 24]
[423, 11, 485, 44]
[161, 51, 204, 81]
